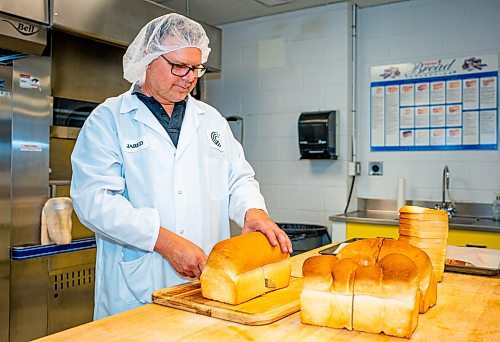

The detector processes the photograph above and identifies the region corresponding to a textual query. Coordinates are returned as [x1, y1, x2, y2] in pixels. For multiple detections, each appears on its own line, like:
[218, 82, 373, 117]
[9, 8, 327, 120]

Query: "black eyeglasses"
[160, 55, 207, 77]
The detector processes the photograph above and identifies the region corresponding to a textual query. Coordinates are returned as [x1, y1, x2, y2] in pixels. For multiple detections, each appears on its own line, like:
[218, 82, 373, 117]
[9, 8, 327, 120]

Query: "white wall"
[357, 0, 500, 206]
[205, 3, 352, 229]
[205, 0, 500, 227]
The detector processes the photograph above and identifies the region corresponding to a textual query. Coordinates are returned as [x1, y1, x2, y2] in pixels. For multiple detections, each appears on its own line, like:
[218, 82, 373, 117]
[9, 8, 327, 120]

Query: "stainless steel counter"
[329, 210, 500, 233]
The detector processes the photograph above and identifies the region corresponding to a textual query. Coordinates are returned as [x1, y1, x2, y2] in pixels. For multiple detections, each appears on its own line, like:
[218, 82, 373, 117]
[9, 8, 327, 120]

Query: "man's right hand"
[154, 227, 208, 279]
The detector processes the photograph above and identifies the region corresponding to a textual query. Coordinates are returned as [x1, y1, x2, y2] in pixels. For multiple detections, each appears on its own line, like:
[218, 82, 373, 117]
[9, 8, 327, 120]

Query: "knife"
[262, 266, 276, 288]
[265, 278, 276, 289]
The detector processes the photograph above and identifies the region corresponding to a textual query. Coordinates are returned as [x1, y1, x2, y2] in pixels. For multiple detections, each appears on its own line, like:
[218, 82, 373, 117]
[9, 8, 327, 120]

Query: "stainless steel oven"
[0, 52, 97, 341]
[53, 97, 97, 128]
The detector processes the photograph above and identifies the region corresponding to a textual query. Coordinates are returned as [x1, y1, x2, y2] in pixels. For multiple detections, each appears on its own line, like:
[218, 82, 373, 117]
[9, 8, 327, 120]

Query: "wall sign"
[370, 54, 498, 151]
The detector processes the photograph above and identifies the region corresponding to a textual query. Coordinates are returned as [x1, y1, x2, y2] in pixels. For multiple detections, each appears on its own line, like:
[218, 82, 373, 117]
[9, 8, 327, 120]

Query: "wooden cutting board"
[152, 276, 303, 325]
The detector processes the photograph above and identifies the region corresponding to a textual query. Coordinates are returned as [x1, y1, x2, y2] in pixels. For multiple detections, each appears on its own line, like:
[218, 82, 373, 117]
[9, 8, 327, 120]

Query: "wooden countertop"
[37, 244, 500, 341]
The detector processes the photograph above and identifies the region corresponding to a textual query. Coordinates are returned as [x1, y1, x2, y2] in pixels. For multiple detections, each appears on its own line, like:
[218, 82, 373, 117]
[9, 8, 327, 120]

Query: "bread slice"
[352, 264, 384, 334]
[399, 205, 448, 216]
[329, 259, 358, 330]
[301, 255, 339, 328]
[201, 232, 291, 305]
[399, 227, 449, 239]
[399, 217, 448, 227]
[399, 235, 448, 248]
[379, 254, 420, 338]
[400, 213, 449, 221]
[399, 206, 448, 223]
[301, 257, 357, 331]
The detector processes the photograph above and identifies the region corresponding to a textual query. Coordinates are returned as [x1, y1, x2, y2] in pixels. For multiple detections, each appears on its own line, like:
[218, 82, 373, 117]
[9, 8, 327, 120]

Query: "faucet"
[435, 165, 456, 217]
[442, 165, 450, 209]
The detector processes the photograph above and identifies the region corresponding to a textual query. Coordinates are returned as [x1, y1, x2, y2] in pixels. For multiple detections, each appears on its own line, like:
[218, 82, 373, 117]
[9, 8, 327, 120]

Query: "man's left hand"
[242, 209, 293, 254]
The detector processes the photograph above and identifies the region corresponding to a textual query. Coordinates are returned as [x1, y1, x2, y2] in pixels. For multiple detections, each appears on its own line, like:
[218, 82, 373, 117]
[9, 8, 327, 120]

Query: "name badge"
[206, 129, 224, 152]
[123, 138, 149, 152]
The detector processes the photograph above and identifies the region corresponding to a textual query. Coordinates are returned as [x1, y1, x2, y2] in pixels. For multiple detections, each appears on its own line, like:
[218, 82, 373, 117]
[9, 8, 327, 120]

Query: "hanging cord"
[344, 176, 356, 214]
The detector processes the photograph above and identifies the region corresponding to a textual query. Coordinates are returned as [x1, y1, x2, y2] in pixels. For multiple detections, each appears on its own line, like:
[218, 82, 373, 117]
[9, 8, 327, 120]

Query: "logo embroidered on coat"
[210, 132, 221, 147]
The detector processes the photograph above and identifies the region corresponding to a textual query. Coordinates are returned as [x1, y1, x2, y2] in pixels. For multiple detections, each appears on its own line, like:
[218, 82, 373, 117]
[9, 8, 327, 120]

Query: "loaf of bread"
[300, 238, 436, 338]
[399, 205, 449, 281]
[200, 232, 291, 305]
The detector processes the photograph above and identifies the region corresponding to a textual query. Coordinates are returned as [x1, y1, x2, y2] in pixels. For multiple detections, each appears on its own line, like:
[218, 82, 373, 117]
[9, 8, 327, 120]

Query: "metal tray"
[444, 263, 499, 276]
[318, 238, 364, 255]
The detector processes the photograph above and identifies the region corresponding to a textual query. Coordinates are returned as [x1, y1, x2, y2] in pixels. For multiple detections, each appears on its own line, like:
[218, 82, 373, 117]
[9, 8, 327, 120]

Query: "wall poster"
[370, 54, 498, 151]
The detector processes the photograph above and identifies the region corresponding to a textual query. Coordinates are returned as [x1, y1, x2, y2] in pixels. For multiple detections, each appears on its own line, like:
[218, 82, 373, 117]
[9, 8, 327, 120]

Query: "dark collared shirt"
[132, 84, 186, 147]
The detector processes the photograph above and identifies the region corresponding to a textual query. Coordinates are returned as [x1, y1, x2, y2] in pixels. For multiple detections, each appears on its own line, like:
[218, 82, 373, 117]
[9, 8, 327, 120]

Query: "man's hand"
[242, 209, 293, 254]
[154, 227, 208, 279]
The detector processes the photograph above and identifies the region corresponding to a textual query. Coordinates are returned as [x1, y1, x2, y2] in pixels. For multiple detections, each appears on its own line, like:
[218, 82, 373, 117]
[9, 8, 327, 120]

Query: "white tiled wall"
[356, 0, 500, 206]
[205, 0, 500, 229]
[205, 3, 351, 229]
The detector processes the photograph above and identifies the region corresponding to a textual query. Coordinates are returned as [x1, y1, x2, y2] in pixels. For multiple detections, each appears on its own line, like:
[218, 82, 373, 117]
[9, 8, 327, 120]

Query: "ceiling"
[149, 0, 406, 26]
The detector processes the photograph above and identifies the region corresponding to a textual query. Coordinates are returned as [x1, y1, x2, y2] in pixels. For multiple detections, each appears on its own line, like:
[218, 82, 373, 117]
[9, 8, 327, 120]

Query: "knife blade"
[265, 278, 276, 289]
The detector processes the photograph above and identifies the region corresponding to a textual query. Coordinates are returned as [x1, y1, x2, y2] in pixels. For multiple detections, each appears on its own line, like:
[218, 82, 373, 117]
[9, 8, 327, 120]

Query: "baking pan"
[444, 263, 499, 276]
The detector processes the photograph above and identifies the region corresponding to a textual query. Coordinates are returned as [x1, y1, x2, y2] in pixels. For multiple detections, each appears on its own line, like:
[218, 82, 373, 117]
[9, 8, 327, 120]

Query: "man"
[70, 13, 292, 320]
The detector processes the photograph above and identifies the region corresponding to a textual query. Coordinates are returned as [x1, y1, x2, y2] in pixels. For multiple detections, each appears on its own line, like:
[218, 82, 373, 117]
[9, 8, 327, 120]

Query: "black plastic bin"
[277, 223, 330, 256]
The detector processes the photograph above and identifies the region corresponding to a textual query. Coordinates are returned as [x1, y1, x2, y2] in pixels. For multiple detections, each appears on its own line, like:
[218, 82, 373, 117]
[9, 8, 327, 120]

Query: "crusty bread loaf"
[200, 232, 291, 305]
[300, 238, 434, 338]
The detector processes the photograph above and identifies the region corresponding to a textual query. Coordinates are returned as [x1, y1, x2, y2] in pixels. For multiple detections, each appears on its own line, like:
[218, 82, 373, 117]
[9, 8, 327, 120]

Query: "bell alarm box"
[298, 110, 337, 160]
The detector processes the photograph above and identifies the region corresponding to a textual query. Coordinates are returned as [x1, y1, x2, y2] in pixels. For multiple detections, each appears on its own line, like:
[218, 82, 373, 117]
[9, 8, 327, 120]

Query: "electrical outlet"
[369, 161, 383, 176]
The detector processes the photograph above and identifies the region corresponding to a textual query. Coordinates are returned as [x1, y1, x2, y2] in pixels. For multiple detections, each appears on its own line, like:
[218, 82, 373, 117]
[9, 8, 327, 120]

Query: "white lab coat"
[70, 85, 266, 320]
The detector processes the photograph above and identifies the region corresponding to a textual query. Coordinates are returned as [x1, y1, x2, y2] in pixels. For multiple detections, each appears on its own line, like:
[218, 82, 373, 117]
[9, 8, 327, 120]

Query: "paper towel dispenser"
[298, 110, 337, 160]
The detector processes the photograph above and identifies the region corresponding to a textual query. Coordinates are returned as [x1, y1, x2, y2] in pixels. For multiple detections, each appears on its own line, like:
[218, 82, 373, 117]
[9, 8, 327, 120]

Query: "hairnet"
[123, 13, 211, 84]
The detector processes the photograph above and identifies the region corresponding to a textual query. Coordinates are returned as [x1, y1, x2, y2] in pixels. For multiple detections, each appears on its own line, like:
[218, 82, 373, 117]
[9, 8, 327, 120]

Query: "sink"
[394, 216, 487, 225]
[449, 216, 496, 227]
[450, 217, 481, 225]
